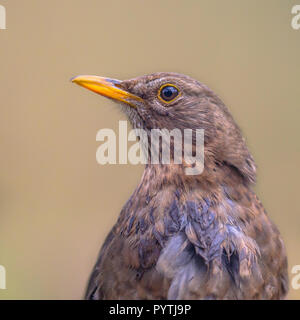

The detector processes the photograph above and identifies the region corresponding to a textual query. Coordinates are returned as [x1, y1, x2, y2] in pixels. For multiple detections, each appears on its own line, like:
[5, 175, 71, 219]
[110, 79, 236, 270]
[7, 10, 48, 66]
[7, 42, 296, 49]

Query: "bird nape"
[72, 72, 288, 300]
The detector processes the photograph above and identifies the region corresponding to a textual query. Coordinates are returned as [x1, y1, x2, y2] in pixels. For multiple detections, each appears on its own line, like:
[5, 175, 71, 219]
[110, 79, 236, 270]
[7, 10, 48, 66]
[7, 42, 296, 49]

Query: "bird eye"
[159, 84, 179, 103]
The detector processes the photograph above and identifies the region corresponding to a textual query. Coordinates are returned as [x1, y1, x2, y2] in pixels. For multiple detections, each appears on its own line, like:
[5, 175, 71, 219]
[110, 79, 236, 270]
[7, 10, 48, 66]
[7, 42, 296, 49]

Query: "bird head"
[72, 72, 256, 184]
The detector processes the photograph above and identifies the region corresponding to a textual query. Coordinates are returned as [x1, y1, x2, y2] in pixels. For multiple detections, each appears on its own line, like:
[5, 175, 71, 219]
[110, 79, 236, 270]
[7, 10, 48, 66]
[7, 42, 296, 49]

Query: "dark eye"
[159, 85, 179, 102]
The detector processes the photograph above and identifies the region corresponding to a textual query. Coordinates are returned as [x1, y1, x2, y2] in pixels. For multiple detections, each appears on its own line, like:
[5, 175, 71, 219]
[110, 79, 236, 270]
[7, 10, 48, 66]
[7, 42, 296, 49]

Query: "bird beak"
[71, 75, 142, 108]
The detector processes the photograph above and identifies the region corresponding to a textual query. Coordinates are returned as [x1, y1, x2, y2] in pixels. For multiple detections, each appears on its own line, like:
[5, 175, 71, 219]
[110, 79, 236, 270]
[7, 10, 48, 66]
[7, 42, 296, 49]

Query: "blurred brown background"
[0, 0, 299, 299]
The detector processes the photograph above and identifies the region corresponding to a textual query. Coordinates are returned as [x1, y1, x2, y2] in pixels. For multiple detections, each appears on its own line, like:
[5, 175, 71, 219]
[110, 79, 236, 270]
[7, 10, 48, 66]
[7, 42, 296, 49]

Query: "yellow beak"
[71, 75, 142, 108]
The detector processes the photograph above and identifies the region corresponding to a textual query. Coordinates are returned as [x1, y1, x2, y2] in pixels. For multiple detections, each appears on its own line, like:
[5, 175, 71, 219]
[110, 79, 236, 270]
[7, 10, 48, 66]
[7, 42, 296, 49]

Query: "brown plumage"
[72, 72, 288, 300]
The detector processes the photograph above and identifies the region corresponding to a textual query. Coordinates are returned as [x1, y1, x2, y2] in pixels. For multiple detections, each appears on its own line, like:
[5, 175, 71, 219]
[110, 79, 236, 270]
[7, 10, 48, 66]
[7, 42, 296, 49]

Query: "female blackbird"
[72, 73, 288, 300]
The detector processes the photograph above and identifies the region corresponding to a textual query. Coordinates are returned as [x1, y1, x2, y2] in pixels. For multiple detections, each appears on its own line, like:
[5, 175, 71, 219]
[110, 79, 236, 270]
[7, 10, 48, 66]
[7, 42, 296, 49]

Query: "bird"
[72, 72, 288, 300]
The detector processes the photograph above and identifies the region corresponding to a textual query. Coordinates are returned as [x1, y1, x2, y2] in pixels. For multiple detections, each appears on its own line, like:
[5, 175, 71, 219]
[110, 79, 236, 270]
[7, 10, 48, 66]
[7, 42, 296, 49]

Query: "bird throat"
[114, 161, 252, 274]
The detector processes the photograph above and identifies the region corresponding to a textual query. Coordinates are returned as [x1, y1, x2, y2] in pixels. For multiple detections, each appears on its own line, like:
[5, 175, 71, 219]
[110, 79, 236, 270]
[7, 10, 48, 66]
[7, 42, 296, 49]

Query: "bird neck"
[115, 161, 249, 237]
[141, 159, 247, 192]
[114, 161, 255, 275]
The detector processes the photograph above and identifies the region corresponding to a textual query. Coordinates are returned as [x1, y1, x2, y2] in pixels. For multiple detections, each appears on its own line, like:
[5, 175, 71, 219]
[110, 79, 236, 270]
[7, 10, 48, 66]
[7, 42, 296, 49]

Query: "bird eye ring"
[158, 84, 180, 103]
